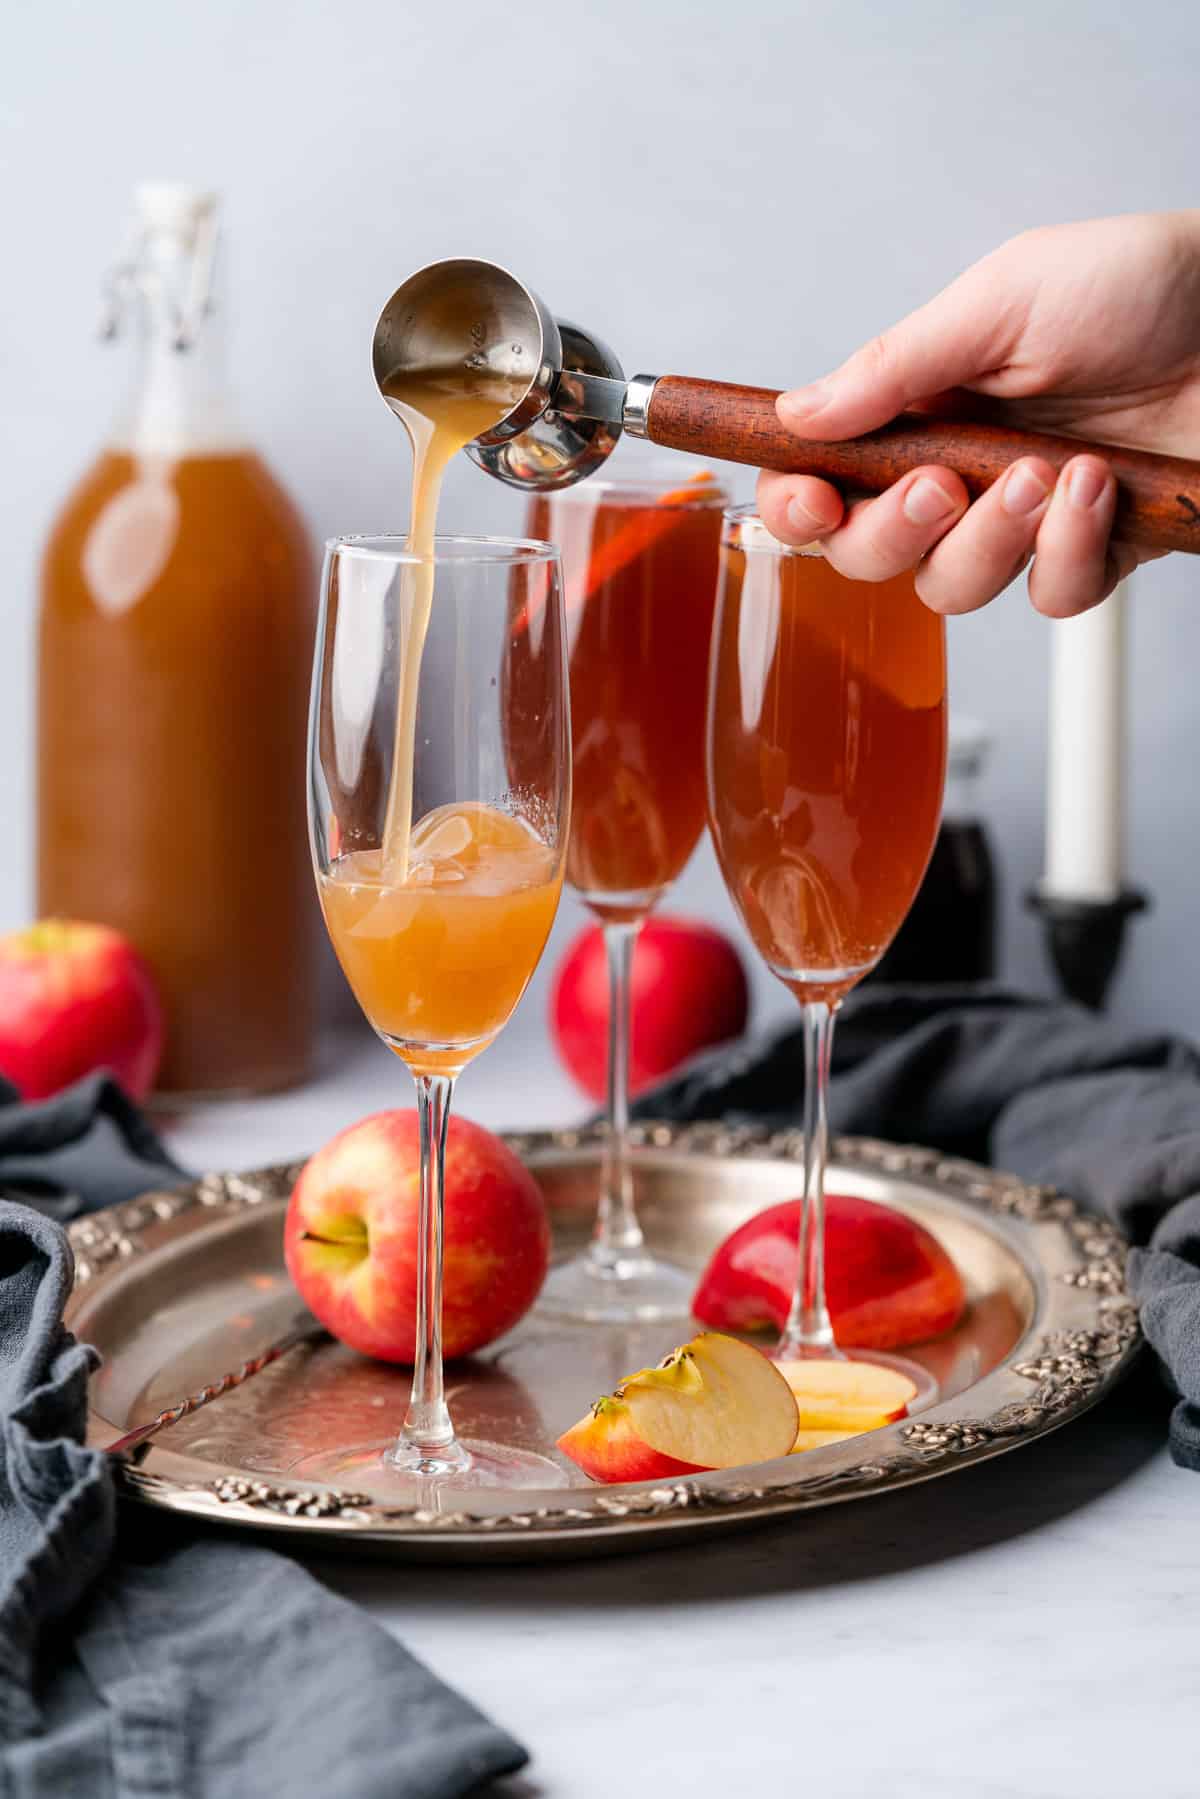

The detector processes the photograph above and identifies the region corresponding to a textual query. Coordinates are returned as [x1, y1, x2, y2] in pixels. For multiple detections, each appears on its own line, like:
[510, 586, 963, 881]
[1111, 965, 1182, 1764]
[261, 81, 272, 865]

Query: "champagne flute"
[525, 466, 728, 1323]
[706, 509, 946, 1364]
[300, 533, 571, 1499]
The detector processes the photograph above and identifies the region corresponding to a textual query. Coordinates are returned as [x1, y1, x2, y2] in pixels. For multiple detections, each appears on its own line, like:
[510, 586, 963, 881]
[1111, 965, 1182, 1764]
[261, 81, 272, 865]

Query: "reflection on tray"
[66, 1130, 1137, 1555]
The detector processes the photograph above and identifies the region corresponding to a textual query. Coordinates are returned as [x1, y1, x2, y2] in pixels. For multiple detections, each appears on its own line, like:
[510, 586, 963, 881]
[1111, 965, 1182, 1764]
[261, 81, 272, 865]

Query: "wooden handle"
[645, 376, 1200, 555]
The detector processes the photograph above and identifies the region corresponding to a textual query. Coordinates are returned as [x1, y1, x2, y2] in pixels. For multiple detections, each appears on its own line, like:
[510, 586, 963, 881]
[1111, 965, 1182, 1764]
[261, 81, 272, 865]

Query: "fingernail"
[903, 476, 959, 526]
[787, 495, 826, 533]
[1002, 462, 1051, 517]
[1068, 459, 1109, 510]
[778, 381, 833, 423]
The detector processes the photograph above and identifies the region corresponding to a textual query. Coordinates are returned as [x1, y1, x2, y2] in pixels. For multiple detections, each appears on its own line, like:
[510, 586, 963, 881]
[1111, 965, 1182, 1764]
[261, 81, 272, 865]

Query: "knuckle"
[857, 539, 909, 583]
[1005, 223, 1052, 257]
[853, 333, 896, 386]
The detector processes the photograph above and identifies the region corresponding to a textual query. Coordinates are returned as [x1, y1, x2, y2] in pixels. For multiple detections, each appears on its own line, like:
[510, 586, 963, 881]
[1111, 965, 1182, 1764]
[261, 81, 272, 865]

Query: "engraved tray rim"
[65, 1122, 1141, 1560]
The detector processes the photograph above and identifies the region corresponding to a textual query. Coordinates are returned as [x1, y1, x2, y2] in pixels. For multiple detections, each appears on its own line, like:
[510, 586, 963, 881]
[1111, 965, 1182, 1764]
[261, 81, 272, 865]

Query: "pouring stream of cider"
[379, 373, 525, 879]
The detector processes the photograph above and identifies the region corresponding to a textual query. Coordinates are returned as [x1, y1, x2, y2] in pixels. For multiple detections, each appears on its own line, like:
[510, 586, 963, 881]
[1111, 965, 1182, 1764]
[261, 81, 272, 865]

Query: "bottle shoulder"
[234, 449, 312, 540]
[39, 448, 313, 620]
[42, 448, 131, 534]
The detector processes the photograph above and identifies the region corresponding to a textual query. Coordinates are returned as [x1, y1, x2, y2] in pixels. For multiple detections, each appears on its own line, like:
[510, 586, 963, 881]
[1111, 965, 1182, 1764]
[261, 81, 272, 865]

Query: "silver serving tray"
[66, 1123, 1140, 1561]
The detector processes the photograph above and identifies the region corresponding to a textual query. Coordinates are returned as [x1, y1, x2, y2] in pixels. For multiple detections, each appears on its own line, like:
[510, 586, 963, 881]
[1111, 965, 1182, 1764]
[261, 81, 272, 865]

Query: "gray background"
[4, 0, 1198, 1071]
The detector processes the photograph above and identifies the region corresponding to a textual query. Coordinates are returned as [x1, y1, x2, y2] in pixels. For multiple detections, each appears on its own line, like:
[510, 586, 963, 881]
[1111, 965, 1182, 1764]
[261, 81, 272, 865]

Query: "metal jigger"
[372, 258, 635, 491]
[1026, 888, 1149, 1010]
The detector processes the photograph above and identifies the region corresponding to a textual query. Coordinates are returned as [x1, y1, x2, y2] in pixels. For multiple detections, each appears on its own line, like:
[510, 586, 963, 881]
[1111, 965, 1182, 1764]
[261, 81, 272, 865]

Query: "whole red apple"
[693, 1193, 966, 1351]
[0, 919, 164, 1102]
[551, 916, 750, 1103]
[285, 1110, 551, 1363]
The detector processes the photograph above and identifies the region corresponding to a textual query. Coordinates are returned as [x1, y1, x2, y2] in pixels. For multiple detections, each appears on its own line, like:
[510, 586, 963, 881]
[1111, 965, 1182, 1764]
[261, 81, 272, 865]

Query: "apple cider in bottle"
[37, 186, 317, 1097]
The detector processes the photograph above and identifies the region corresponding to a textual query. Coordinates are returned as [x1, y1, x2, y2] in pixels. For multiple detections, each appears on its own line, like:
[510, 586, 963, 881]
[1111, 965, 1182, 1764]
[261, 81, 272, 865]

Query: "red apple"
[557, 1331, 798, 1483]
[551, 916, 750, 1103]
[285, 1110, 550, 1363]
[693, 1193, 966, 1350]
[0, 919, 164, 1101]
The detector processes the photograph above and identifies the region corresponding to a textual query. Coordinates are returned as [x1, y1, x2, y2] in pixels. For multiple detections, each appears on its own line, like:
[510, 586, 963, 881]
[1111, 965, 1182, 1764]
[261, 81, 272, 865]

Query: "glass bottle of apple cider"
[37, 185, 317, 1098]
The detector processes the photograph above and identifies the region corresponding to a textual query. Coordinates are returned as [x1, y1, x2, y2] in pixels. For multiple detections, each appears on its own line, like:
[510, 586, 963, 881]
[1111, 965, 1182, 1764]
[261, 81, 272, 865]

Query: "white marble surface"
[163, 1036, 1198, 1799]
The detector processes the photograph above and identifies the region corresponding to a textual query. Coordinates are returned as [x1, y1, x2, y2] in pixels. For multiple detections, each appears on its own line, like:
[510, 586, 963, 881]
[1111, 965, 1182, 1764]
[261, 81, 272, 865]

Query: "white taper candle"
[1043, 581, 1127, 902]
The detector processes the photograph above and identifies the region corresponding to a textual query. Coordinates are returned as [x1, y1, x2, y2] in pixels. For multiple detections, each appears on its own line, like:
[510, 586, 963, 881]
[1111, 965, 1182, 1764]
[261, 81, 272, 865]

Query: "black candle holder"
[1026, 887, 1149, 1011]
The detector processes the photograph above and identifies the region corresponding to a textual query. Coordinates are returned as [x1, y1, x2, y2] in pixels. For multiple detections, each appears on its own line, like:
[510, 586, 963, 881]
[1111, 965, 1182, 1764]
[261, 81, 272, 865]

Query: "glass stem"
[591, 919, 645, 1268]
[777, 1001, 838, 1359]
[398, 1072, 459, 1460]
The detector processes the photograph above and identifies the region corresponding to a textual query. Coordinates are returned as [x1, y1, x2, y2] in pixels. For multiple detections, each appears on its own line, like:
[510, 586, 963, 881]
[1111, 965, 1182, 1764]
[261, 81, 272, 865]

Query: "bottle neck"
[108, 234, 245, 458]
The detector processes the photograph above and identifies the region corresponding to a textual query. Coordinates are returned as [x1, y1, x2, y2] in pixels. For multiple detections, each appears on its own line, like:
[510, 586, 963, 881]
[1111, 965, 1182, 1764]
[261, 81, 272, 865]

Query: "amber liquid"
[38, 450, 316, 1095]
[319, 369, 556, 1073]
[320, 804, 561, 1076]
[377, 377, 524, 877]
[707, 548, 946, 1006]
[528, 482, 724, 921]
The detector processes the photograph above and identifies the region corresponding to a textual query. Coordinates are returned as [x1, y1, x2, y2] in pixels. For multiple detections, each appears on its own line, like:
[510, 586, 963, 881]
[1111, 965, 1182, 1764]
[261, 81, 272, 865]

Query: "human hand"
[759, 212, 1200, 617]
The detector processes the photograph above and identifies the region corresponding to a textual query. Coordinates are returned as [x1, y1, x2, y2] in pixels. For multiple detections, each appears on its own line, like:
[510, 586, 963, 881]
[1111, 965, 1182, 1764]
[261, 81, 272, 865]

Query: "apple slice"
[517, 471, 721, 638]
[790, 1427, 869, 1454]
[576, 471, 721, 601]
[776, 1358, 917, 1431]
[557, 1331, 799, 1484]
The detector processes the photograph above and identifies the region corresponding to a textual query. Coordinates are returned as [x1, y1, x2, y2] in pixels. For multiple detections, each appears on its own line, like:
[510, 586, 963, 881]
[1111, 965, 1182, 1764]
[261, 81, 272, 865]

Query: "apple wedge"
[789, 1427, 868, 1454]
[776, 1358, 917, 1432]
[557, 1332, 799, 1484]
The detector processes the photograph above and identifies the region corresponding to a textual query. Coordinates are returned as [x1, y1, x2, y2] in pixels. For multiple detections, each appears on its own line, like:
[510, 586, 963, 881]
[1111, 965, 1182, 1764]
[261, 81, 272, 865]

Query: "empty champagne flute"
[706, 509, 946, 1366]
[299, 534, 571, 1500]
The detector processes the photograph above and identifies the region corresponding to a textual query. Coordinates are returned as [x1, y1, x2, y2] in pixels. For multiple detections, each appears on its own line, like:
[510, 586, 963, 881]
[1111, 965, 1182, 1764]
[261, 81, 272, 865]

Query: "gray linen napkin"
[0, 1072, 184, 1220]
[0, 1084, 528, 1797]
[637, 985, 1200, 1471]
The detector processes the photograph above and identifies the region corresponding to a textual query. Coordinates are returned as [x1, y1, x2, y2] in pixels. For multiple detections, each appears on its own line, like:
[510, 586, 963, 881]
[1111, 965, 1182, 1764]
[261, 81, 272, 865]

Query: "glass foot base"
[537, 1250, 696, 1325]
[854, 1348, 940, 1413]
[768, 1343, 939, 1412]
[289, 1438, 570, 1506]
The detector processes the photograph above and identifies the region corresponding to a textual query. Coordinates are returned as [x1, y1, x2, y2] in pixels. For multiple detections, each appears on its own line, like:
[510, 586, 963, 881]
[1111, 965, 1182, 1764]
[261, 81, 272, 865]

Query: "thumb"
[778, 257, 1025, 441]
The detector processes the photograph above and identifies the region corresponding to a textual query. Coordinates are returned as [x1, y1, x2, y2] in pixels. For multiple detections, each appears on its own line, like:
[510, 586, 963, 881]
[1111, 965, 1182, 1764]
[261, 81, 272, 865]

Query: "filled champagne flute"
[302, 534, 571, 1498]
[524, 465, 728, 1323]
[706, 509, 946, 1363]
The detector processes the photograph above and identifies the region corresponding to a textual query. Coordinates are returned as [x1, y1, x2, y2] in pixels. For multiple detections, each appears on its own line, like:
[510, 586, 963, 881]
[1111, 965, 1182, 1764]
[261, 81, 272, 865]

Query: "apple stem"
[591, 920, 647, 1267]
[776, 1001, 839, 1360]
[393, 1072, 461, 1466]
